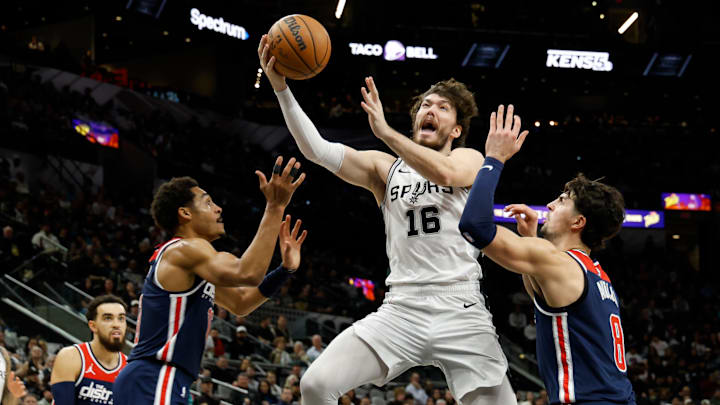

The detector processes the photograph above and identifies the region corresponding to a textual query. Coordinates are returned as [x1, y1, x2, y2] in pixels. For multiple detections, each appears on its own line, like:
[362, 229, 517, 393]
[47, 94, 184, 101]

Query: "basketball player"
[259, 36, 518, 404]
[114, 156, 308, 405]
[50, 295, 128, 405]
[1, 344, 27, 405]
[458, 106, 636, 404]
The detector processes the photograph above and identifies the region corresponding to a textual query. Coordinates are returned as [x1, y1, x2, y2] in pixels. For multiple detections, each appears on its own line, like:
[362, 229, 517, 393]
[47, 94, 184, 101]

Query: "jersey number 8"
[609, 314, 627, 372]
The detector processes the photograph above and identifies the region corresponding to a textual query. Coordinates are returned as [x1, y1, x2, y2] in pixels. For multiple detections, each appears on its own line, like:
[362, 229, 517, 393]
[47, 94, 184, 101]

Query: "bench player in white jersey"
[259, 35, 523, 405]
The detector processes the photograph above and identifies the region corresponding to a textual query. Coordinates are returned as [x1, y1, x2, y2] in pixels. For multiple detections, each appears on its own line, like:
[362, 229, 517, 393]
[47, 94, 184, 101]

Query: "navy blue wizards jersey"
[128, 238, 215, 377]
[533, 249, 635, 404]
[54, 342, 127, 405]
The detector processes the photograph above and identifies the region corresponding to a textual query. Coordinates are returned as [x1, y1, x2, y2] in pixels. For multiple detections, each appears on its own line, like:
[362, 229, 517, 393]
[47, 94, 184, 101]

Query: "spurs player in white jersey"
[260, 35, 520, 405]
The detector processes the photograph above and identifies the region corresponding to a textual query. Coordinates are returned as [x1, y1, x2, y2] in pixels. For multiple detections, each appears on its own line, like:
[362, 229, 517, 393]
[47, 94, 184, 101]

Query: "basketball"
[267, 14, 331, 80]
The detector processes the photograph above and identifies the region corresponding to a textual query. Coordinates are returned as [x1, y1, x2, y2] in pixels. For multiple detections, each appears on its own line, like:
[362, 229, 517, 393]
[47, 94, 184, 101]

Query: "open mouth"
[110, 331, 123, 339]
[420, 119, 437, 136]
[217, 217, 224, 223]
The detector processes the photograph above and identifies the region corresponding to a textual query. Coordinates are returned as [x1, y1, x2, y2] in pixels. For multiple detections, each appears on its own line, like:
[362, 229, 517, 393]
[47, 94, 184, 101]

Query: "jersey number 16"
[406, 206, 440, 237]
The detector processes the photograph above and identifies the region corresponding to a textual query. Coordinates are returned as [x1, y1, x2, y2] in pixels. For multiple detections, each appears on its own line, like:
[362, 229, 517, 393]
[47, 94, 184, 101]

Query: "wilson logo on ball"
[283, 16, 307, 51]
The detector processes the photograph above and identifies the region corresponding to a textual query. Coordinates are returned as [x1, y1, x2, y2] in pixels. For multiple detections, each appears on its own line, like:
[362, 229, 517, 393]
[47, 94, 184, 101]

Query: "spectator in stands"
[128, 300, 139, 320]
[245, 365, 259, 392]
[340, 394, 352, 405]
[405, 372, 428, 405]
[31, 224, 60, 253]
[651, 335, 670, 358]
[227, 326, 256, 359]
[211, 308, 234, 341]
[209, 356, 235, 384]
[18, 346, 46, 381]
[23, 368, 45, 398]
[443, 390, 455, 405]
[209, 328, 226, 358]
[291, 341, 309, 365]
[360, 397, 371, 405]
[388, 387, 407, 405]
[231, 373, 256, 404]
[279, 387, 296, 405]
[102, 278, 115, 296]
[1, 225, 24, 269]
[275, 315, 292, 345]
[37, 389, 52, 405]
[257, 316, 276, 344]
[518, 391, 535, 405]
[22, 394, 38, 405]
[270, 337, 291, 366]
[306, 334, 324, 363]
[267, 371, 282, 397]
[195, 376, 219, 405]
[257, 380, 279, 404]
[119, 281, 138, 307]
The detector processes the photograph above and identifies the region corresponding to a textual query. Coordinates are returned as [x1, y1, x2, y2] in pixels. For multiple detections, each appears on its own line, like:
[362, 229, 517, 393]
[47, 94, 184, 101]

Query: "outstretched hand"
[279, 215, 307, 271]
[258, 34, 288, 92]
[485, 104, 529, 163]
[504, 204, 539, 237]
[7, 371, 28, 398]
[360, 76, 392, 139]
[255, 156, 306, 210]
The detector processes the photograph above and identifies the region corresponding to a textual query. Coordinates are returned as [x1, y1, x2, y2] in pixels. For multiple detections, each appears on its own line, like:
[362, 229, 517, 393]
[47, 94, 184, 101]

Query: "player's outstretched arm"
[258, 35, 395, 204]
[360, 76, 486, 187]
[216, 215, 307, 316]
[2, 347, 26, 405]
[168, 157, 304, 287]
[49, 346, 81, 405]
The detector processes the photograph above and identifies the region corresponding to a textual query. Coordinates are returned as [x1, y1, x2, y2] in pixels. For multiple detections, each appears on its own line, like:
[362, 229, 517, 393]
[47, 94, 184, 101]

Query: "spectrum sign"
[546, 49, 613, 72]
[493, 205, 664, 229]
[189, 8, 249, 40]
[349, 40, 438, 61]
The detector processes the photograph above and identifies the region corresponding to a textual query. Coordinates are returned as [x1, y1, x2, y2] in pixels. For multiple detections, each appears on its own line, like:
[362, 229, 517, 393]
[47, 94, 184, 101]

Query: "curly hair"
[409, 78, 479, 149]
[151, 176, 199, 233]
[564, 174, 625, 250]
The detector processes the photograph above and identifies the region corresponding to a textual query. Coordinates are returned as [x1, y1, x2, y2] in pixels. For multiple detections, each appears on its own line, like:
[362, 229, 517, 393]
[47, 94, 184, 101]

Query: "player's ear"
[178, 206, 192, 221]
[571, 214, 586, 232]
[450, 125, 462, 140]
[88, 320, 97, 333]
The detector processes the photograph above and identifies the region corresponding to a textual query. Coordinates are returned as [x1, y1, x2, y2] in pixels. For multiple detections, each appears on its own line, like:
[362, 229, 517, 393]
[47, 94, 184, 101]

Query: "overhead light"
[335, 0, 347, 19]
[592, 1, 597, 5]
[115, 16, 122, 21]
[102, 32, 107, 38]
[163, 30, 169, 36]
[549, 120, 556, 126]
[672, 234, 680, 240]
[534, 121, 541, 127]
[599, 13, 605, 19]
[185, 37, 191, 43]
[618, 12, 639, 34]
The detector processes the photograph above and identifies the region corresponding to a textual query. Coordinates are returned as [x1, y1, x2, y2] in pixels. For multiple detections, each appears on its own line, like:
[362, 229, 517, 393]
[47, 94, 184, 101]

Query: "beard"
[414, 127, 450, 151]
[539, 223, 555, 242]
[98, 331, 125, 352]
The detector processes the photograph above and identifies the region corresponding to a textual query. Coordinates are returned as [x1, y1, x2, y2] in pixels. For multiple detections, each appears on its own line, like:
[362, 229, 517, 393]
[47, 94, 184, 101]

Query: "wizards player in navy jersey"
[114, 156, 307, 405]
[459, 105, 635, 404]
[50, 295, 128, 405]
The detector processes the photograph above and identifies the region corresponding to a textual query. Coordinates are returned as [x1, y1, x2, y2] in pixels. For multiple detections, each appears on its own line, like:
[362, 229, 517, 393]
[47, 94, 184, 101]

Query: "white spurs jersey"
[381, 158, 482, 286]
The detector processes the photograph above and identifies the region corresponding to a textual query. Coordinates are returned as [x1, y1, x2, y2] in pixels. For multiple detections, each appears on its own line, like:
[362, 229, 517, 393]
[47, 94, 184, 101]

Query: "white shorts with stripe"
[353, 281, 508, 400]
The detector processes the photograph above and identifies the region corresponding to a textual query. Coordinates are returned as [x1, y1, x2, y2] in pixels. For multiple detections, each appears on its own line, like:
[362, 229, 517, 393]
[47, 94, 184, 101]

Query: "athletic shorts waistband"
[387, 281, 481, 296]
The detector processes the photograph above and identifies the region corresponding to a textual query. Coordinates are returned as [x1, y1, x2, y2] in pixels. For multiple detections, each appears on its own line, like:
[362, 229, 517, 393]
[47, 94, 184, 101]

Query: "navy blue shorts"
[114, 359, 193, 405]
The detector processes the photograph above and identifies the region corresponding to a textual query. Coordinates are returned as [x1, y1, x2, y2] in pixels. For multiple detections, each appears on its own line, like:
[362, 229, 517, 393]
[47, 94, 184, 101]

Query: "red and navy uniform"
[54, 342, 127, 405]
[114, 238, 215, 405]
[533, 249, 636, 404]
